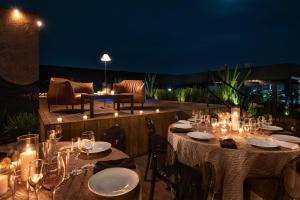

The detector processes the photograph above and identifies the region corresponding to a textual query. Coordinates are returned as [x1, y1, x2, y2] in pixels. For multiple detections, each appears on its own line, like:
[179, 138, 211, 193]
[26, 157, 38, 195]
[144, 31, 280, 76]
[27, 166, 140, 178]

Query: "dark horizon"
[1, 0, 299, 74]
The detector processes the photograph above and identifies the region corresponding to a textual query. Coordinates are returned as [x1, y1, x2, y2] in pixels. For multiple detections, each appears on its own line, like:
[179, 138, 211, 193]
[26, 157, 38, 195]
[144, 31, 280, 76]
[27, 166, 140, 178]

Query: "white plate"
[88, 167, 139, 197]
[88, 141, 111, 154]
[272, 134, 300, 144]
[187, 132, 215, 140]
[246, 138, 279, 148]
[178, 120, 191, 125]
[187, 118, 196, 122]
[261, 125, 283, 131]
[172, 123, 192, 129]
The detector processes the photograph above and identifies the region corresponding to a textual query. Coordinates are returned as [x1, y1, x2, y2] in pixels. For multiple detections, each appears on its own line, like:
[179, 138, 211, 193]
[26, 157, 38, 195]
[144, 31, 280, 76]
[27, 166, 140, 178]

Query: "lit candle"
[156, 108, 160, 113]
[0, 171, 8, 196]
[20, 147, 36, 182]
[238, 128, 244, 134]
[139, 110, 143, 114]
[231, 107, 240, 131]
[83, 115, 88, 120]
[97, 90, 101, 95]
[114, 112, 118, 117]
[57, 117, 62, 123]
[111, 90, 115, 95]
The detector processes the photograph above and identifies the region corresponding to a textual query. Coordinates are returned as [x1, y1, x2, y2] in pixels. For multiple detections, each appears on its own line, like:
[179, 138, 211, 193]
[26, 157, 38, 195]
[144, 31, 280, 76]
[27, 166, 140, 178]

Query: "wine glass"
[204, 115, 210, 133]
[44, 152, 65, 200]
[81, 131, 95, 158]
[28, 159, 46, 200]
[54, 125, 63, 142]
[70, 137, 82, 175]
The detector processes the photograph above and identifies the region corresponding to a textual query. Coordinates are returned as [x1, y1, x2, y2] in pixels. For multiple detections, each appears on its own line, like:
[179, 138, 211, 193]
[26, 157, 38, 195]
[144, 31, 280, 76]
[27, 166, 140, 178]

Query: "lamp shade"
[100, 54, 111, 62]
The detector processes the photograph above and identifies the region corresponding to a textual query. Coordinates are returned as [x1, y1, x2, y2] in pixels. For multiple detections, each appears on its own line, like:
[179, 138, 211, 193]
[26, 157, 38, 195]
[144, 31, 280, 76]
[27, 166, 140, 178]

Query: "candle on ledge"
[57, 117, 62, 123]
[83, 115, 88, 120]
[156, 108, 160, 113]
[139, 110, 143, 114]
[114, 112, 119, 117]
[20, 147, 36, 182]
[110, 90, 115, 95]
[97, 90, 101, 95]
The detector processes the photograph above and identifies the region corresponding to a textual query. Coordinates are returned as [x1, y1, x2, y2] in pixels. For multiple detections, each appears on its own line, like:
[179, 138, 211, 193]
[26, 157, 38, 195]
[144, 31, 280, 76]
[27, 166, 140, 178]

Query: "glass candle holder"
[0, 160, 15, 198]
[17, 134, 39, 182]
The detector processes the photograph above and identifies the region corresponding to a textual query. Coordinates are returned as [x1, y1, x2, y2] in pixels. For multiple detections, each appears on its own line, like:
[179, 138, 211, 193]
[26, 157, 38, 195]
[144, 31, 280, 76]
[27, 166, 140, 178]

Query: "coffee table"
[81, 93, 134, 118]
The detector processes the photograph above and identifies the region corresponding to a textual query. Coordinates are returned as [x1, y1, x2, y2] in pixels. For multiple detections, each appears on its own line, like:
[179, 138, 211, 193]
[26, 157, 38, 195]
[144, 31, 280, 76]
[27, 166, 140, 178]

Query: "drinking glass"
[43, 152, 65, 200]
[211, 118, 218, 130]
[41, 140, 54, 165]
[81, 131, 95, 157]
[28, 159, 46, 200]
[204, 115, 210, 133]
[70, 137, 82, 175]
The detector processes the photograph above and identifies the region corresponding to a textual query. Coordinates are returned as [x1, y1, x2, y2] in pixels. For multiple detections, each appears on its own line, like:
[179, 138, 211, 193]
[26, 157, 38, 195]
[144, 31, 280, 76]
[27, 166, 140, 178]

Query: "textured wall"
[0, 8, 39, 85]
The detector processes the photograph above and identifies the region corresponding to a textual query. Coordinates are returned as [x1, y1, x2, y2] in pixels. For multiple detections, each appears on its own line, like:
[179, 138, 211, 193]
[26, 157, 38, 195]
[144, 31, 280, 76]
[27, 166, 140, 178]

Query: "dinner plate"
[246, 138, 279, 149]
[88, 167, 139, 197]
[88, 141, 111, 154]
[261, 125, 283, 131]
[187, 132, 215, 140]
[172, 123, 192, 129]
[178, 120, 191, 125]
[271, 134, 300, 144]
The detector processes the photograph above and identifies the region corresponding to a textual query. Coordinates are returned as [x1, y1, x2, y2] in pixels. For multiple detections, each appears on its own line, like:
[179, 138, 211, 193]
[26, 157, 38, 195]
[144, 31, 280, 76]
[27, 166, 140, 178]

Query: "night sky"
[1, 0, 300, 74]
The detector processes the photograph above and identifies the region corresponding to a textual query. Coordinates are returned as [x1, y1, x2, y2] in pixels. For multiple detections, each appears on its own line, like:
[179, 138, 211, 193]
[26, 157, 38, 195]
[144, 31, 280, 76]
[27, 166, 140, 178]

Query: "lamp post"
[100, 53, 111, 93]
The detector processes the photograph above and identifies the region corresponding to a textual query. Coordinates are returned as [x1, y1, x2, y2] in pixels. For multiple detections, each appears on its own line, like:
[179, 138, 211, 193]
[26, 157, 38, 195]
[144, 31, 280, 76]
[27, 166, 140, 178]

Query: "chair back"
[175, 111, 191, 121]
[281, 156, 300, 199]
[145, 117, 157, 151]
[103, 124, 126, 152]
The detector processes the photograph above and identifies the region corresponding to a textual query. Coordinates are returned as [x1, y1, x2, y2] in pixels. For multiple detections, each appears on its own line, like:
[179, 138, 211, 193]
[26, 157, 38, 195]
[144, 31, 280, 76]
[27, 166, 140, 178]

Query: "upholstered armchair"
[47, 77, 94, 112]
[113, 80, 145, 108]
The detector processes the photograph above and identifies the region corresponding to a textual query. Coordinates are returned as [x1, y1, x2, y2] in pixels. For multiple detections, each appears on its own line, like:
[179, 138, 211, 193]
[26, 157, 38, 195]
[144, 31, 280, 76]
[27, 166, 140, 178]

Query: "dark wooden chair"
[102, 124, 126, 152]
[149, 140, 179, 200]
[174, 111, 191, 121]
[144, 117, 167, 181]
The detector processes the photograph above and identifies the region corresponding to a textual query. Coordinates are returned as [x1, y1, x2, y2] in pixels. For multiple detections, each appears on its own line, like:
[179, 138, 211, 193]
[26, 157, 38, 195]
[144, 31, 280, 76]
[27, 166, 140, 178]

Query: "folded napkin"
[220, 139, 237, 149]
[93, 158, 136, 174]
[170, 127, 192, 133]
[273, 140, 300, 150]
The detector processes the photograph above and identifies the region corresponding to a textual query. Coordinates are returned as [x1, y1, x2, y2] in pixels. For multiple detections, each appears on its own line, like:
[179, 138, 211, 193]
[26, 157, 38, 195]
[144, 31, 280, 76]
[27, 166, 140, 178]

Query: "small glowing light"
[139, 110, 143, 114]
[111, 90, 115, 95]
[168, 88, 172, 92]
[156, 108, 160, 113]
[114, 112, 118, 117]
[83, 115, 88, 120]
[36, 20, 43, 27]
[57, 117, 62, 123]
[238, 128, 244, 134]
[13, 9, 21, 19]
[100, 54, 111, 62]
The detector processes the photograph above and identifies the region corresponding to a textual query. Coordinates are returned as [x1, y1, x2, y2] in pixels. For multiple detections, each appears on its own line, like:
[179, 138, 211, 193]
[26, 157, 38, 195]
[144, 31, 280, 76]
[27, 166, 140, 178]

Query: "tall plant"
[144, 73, 157, 99]
[4, 112, 39, 134]
[217, 65, 250, 106]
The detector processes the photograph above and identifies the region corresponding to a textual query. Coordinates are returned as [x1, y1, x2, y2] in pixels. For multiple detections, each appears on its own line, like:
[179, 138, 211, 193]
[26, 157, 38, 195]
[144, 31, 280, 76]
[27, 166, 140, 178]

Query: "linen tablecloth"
[168, 124, 300, 200]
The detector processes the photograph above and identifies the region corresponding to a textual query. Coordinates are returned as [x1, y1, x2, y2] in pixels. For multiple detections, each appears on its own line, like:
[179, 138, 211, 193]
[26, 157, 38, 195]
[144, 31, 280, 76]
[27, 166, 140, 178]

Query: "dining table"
[8, 142, 141, 200]
[168, 122, 300, 200]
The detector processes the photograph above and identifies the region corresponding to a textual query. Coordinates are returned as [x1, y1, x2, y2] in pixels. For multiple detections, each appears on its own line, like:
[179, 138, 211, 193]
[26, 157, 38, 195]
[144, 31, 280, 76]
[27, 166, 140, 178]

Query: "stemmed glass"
[28, 159, 46, 200]
[70, 137, 82, 175]
[204, 115, 210, 133]
[43, 152, 65, 200]
[81, 131, 95, 158]
[54, 125, 63, 142]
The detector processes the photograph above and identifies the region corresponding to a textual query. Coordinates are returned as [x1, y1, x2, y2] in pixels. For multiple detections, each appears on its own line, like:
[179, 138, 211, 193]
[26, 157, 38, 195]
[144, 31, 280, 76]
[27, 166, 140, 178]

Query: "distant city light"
[168, 88, 172, 92]
[36, 20, 43, 27]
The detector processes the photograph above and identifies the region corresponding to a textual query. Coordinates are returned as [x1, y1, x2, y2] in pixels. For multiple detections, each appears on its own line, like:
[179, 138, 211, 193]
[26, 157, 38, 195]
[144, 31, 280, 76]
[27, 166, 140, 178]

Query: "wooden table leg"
[90, 96, 94, 118]
[81, 95, 84, 114]
[131, 96, 134, 114]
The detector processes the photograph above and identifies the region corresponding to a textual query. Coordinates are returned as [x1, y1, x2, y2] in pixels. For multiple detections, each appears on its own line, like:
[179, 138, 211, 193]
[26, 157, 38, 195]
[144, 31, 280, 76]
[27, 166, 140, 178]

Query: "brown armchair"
[113, 80, 145, 108]
[47, 77, 94, 112]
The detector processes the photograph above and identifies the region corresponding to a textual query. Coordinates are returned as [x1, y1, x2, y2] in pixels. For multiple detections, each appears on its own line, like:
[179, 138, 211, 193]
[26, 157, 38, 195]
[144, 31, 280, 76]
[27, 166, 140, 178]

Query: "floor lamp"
[100, 53, 111, 94]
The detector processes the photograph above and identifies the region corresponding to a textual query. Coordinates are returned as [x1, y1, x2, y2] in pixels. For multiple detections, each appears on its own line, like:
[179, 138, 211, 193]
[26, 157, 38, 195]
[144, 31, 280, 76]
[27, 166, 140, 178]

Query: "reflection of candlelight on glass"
[114, 112, 118, 117]
[238, 128, 244, 135]
[31, 173, 43, 184]
[212, 122, 219, 128]
[20, 147, 36, 181]
[111, 90, 115, 95]
[139, 110, 143, 114]
[0, 168, 8, 195]
[156, 108, 160, 113]
[57, 117, 62, 123]
[83, 115, 88, 120]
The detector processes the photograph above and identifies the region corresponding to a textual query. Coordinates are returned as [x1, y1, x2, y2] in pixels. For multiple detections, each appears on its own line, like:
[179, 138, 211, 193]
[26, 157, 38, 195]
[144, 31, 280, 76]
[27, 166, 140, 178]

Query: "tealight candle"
[20, 147, 36, 181]
[114, 112, 119, 117]
[156, 109, 160, 113]
[57, 117, 62, 123]
[83, 115, 88, 120]
[0, 170, 8, 196]
[111, 90, 115, 95]
[139, 110, 143, 114]
[97, 90, 101, 95]
[231, 107, 240, 131]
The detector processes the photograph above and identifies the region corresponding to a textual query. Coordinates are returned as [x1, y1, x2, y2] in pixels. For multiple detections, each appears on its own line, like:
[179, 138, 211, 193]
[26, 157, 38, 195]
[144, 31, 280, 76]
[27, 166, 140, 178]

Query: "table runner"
[168, 124, 300, 200]
[9, 142, 141, 200]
